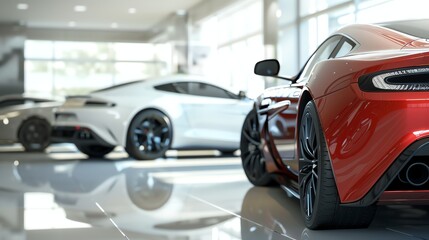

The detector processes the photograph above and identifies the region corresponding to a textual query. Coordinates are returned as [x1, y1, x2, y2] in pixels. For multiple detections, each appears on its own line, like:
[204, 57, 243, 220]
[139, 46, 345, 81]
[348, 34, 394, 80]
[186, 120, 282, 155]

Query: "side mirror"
[238, 90, 247, 99]
[254, 59, 280, 77]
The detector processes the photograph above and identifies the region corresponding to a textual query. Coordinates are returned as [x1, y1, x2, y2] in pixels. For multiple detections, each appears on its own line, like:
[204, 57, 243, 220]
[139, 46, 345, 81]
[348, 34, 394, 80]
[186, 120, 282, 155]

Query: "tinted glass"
[154, 83, 178, 93]
[155, 82, 237, 99]
[334, 40, 354, 58]
[0, 99, 26, 108]
[187, 82, 235, 99]
[173, 82, 190, 94]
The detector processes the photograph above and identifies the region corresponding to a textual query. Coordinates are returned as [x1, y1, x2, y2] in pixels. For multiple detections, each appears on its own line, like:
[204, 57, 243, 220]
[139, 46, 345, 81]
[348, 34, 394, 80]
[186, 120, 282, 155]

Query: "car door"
[177, 82, 251, 145]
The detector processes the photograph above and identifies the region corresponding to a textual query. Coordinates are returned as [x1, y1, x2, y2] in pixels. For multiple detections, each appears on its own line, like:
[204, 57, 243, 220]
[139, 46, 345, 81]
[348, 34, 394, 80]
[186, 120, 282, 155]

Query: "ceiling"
[0, 0, 204, 31]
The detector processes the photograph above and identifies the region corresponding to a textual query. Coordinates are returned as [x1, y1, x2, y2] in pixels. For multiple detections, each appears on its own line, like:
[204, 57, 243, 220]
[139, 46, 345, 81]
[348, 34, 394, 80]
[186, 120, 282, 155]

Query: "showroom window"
[25, 40, 172, 97]
[192, 0, 265, 98]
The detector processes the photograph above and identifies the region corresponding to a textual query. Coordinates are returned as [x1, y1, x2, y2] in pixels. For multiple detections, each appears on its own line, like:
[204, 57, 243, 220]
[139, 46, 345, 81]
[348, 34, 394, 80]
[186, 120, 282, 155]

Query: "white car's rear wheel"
[125, 110, 172, 160]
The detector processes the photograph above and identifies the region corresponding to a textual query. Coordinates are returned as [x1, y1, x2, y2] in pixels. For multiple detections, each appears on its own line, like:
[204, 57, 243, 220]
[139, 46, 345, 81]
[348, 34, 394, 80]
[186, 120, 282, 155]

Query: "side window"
[155, 82, 237, 99]
[0, 99, 26, 109]
[154, 83, 179, 93]
[301, 35, 342, 79]
[333, 39, 355, 58]
[153, 82, 191, 94]
[187, 82, 235, 99]
[173, 82, 189, 94]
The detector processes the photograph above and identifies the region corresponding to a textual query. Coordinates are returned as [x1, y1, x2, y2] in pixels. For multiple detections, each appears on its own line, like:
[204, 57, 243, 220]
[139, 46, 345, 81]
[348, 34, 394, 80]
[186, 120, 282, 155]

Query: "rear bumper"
[342, 138, 429, 206]
[52, 126, 113, 147]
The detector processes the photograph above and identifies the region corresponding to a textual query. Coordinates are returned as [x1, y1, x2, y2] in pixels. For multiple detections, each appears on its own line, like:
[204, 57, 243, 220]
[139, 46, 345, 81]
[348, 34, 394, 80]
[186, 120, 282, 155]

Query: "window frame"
[296, 34, 357, 83]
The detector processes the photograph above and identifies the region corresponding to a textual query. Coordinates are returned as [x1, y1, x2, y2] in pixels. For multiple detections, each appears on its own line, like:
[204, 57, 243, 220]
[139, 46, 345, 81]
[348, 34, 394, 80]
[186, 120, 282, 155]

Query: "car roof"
[93, 74, 236, 93]
[377, 19, 429, 39]
[336, 20, 429, 53]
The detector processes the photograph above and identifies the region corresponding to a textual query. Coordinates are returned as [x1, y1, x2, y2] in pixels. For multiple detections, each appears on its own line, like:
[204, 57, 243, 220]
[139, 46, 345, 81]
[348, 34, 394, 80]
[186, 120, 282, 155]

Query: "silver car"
[0, 95, 61, 151]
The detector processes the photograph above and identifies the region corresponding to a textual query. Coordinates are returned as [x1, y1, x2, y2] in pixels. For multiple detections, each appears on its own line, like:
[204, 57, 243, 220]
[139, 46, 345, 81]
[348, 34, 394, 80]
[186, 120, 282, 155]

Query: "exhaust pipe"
[405, 162, 429, 187]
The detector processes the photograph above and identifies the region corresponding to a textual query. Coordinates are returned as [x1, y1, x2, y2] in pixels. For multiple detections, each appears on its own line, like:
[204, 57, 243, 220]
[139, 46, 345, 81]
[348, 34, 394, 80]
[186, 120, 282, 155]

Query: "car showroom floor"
[0, 145, 429, 240]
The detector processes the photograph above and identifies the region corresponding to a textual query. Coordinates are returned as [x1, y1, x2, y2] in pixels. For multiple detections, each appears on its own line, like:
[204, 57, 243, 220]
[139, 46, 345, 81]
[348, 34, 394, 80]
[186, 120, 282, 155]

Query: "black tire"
[18, 117, 51, 152]
[125, 110, 172, 160]
[75, 144, 115, 158]
[299, 101, 376, 229]
[240, 108, 274, 186]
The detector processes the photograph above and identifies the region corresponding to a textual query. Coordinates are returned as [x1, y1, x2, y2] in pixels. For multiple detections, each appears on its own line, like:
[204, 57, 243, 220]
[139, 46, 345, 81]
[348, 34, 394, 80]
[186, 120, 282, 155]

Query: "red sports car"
[240, 19, 429, 229]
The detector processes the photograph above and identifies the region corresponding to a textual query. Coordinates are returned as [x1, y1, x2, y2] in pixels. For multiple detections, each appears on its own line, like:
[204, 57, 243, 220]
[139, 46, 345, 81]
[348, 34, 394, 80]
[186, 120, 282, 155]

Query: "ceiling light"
[68, 21, 76, 27]
[128, 8, 136, 14]
[17, 3, 29, 10]
[176, 9, 186, 16]
[276, 9, 282, 18]
[111, 22, 118, 29]
[74, 5, 87, 12]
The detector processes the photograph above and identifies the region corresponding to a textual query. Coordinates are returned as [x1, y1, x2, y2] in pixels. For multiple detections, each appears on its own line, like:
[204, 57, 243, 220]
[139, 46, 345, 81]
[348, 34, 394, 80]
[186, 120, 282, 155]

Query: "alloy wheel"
[19, 117, 51, 152]
[299, 111, 319, 218]
[133, 114, 171, 155]
[240, 109, 272, 185]
[126, 110, 172, 160]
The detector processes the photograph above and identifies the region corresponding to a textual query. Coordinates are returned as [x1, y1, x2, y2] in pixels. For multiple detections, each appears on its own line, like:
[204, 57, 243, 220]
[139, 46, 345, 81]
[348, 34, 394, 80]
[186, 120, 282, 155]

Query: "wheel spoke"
[299, 106, 321, 219]
[247, 117, 256, 130]
[242, 130, 260, 146]
[154, 126, 169, 135]
[250, 154, 257, 176]
[134, 127, 144, 135]
[307, 180, 313, 216]
[312, 169, 318, 179]
[311, 175, 317, 195]
[301, 137, 315, 159]
[243, 152, 253, 167]
[253, 155, 262, 178]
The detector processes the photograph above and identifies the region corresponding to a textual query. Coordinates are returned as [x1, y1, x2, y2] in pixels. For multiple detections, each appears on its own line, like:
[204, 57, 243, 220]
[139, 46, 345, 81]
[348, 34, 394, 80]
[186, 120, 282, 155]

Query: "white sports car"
[0, 95, 61, 151]
[52, 75, 253, 160]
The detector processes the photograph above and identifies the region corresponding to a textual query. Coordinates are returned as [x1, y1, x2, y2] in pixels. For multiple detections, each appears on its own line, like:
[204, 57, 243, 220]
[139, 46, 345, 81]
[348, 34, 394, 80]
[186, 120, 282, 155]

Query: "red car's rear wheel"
[299, 101, 376, 229]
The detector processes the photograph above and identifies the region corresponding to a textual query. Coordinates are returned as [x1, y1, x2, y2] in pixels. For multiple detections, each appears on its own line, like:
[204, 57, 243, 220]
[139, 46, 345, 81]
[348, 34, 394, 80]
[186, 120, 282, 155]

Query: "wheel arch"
[297, 90, 343, 203]
[296, 90, 313, 148]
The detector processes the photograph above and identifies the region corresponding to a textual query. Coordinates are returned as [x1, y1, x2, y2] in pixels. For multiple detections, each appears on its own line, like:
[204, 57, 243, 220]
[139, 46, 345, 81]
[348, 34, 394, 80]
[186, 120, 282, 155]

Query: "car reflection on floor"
[0, 145, 428, 240]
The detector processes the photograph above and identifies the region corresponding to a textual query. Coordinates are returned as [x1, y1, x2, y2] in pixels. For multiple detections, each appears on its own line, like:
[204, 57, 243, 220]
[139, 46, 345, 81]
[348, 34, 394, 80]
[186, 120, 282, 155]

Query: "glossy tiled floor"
[1, 145, 429, 240]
